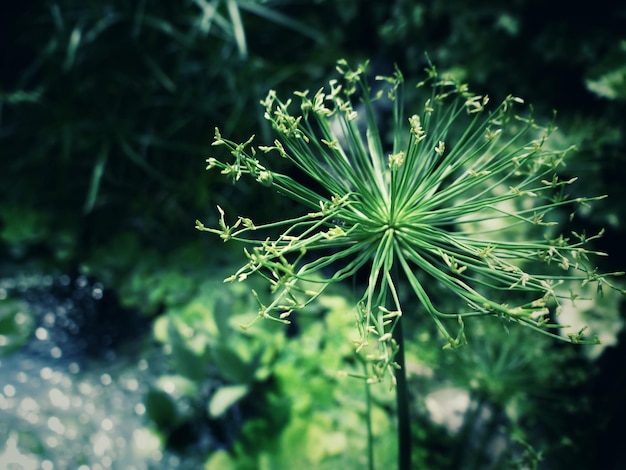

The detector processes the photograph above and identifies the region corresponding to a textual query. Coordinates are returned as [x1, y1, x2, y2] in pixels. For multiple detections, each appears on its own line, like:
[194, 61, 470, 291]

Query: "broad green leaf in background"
[0, 299, 35, 357]
[208, 384, 249, 418]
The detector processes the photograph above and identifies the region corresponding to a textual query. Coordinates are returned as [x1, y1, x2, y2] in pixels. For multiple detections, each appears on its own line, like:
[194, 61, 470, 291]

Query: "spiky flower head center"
[199, 59, 623, 383]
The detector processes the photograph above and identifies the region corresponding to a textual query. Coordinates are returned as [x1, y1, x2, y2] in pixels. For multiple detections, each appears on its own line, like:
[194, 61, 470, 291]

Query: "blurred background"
[1, 1, 625, 468]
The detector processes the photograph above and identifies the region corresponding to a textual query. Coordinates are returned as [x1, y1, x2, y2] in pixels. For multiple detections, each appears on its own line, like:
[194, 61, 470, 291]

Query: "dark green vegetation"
[1, 1, 625, 469]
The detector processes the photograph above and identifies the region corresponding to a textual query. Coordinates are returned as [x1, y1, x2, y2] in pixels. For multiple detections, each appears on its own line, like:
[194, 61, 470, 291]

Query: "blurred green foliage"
[0, 0, 334, 265]
[144, 268, 398, 468]
[117, 249, 604, 468]
[2, 0, 625, 266]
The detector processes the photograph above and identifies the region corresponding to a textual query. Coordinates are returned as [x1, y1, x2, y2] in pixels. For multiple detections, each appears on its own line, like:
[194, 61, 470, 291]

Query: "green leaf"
[213, 292, 234, 339]
[586, 66, 626, 100]
[210, 344, 256, 384]
[167, 320, 209, 381]
[208, 384, 249, 418]
[238, 0, 326, 44]
[226, 0, 247, 58]
[204, 449, 238, 470]
[0, 299, 35, 357]
[145, 389, 177, 429]
[84, 144, 109, 214]
[152, 315, 170, 344]
[155, 374, 198, 398]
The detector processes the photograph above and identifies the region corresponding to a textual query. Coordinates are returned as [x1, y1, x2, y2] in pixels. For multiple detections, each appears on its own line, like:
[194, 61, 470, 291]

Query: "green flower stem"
[364, 362, 375, 470]
[393, 314, 411, 470]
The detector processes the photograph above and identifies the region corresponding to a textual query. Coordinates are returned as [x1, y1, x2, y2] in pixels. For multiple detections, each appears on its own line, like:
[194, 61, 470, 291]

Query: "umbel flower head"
[198, 59, 623, 383]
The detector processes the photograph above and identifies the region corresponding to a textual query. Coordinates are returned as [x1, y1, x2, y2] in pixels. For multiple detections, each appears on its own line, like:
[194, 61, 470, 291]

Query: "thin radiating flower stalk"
[198, 59, 624, 383]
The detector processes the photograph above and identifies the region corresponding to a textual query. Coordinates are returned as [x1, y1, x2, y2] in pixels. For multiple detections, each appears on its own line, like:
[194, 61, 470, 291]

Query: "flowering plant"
[198, 60, 622, 386]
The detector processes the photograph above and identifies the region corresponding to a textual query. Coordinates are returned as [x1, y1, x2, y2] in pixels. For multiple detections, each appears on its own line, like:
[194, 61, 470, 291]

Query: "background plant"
[0, 0, 329, 267]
